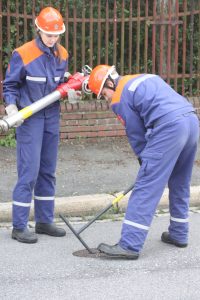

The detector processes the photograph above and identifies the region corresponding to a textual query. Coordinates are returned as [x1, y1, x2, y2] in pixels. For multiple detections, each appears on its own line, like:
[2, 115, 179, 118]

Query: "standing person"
[88, 65, 199, 259]
[3, 7, 68, 243]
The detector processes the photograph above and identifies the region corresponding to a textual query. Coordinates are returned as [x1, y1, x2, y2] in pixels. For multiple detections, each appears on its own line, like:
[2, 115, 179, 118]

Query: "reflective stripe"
[26, 76, 46, 82]
[13, 201, 31, 207]
[124, 219, 149, 231]
[128, 74, 156, 92]
[170, 216, 189, 223]
[54, 77, 60, 82]
[34, 196, 54, 201]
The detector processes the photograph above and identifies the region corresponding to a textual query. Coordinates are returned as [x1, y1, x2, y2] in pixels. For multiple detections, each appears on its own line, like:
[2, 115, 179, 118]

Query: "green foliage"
[1, 0, 200, 97]
[0, 129, 16, 148]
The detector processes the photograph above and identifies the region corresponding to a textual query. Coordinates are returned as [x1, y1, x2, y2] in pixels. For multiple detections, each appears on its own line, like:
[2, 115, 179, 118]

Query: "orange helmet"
[88, 65, 118, 99]
[35, 7, 65, 35]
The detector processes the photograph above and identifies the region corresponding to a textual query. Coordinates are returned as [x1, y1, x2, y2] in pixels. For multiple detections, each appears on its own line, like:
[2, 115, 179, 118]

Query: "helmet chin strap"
[103, 77, 116, 91]
[103, 74, 121, 92]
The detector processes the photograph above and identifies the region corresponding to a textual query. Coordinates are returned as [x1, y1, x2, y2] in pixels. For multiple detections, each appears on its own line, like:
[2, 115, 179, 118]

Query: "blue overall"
[3, 37, 68, 229]
[111, 74, 199, 252]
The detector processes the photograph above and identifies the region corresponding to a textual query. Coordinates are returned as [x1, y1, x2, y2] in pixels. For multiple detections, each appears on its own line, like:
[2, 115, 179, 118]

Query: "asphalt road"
[0, 212, 200, 300]
[1, 137, 200, 202]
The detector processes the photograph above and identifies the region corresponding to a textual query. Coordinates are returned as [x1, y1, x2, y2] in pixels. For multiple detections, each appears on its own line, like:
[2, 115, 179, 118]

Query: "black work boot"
[12, 228, 38, 244]
[161, 232, 188, 248]
[97, 243, 139, 259]
[35, 223, 66, 237]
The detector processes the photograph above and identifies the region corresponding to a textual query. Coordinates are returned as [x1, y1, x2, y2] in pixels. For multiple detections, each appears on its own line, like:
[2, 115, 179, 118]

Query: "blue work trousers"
[119, 112, 199, 252]
[12, 104, 60, 229]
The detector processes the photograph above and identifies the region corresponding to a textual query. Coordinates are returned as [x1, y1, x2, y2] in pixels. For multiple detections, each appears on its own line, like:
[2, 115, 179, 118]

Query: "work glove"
[4, 104, 24, 127]
[64, 71, 71, 82]
[67, 89, 82, 104]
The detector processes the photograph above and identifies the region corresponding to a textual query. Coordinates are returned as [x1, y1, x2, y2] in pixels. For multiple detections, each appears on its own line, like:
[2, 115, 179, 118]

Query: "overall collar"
[35, 36, 56, 56]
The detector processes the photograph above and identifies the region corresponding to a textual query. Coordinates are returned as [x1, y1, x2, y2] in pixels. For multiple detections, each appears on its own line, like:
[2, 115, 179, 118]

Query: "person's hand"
[64, 72, 71, 82]
[67, 89, 82, 104]
[4, 104, 24, 127]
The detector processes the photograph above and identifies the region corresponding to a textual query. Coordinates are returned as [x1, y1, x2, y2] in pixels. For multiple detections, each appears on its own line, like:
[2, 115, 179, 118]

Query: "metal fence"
[0, 0, 200, 100]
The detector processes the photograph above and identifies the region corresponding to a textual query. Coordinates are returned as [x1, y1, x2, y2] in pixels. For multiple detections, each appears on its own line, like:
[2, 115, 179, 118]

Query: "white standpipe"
[0, 90, 61, 133]
[0, 66, 92, 133]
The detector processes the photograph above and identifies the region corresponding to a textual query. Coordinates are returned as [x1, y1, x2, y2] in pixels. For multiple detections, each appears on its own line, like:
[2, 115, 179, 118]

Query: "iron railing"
[0, 0, 200, 100]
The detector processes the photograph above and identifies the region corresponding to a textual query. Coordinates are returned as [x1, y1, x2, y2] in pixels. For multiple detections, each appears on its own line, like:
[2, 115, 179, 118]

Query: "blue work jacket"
[111, 74, 195, 157]
[3, 37, 68, 109]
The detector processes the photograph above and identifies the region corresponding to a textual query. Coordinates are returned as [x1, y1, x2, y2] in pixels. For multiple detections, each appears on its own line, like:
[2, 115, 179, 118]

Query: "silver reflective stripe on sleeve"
[54, 77, 61, 82]
[170, 216, 189, 223]
[34, 196, 54, 201]
[128, 74, 156, 92]
[26, 76, 46, 82]
[13, 201, 31, 207]
[124, 219, 149, 231]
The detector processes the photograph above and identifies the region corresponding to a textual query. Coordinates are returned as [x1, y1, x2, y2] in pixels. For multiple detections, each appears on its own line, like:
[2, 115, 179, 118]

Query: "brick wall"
[59, 100, 125, 140]
[0, 96, 200, 141]
[59, 96, 200, 140]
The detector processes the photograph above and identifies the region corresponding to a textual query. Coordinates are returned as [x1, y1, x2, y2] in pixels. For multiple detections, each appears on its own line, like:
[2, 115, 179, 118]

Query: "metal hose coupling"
[0, 119, 9, 133]
[82, 78, 92, 95]
[81, 65, 92, 95]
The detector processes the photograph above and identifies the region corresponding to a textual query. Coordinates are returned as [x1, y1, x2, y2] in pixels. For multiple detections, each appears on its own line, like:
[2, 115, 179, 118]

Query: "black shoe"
[35, 223, 66, 237]
[161, 232, 188, 248]
[12, 228, 38, 244]
[97, 243, 139, 259]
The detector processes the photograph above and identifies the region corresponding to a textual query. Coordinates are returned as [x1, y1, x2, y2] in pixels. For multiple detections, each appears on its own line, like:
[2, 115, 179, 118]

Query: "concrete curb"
[0, 186, 200, 223]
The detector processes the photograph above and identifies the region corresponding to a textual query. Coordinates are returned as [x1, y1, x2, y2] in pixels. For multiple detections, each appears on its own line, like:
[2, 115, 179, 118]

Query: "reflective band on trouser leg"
[13, 201, 31, 207]
[119, 219, 150, 252]
[34, 195, 55, 223]
[169, 215, 189, 244]
[34, 196, 55, 201]
[13, 201, 31, 229]
[124, 219, 149, 231]
[170, 216, 189, 223]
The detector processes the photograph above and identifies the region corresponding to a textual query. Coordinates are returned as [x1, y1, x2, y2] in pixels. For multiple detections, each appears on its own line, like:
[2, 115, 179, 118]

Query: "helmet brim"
[97, 65, 116, 99]
[35, 19, 66, 35]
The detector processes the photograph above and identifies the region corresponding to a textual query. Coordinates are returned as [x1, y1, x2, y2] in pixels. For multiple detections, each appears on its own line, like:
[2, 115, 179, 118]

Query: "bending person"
[88, 65, 199, 259]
